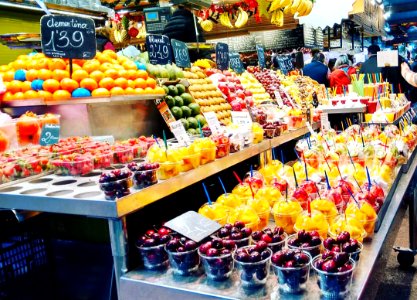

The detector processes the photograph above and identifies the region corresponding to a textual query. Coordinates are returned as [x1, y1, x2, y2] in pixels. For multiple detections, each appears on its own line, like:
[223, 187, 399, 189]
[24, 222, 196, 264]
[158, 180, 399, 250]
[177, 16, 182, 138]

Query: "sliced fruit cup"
[165, 247, 200, 276]
[156, 161, 181, 180]
[272, 209, 303, 235]
[215, 143, 230, 159]
[328, 220, 367, 244]
[312, 255, 356, 299]
[200, 147, 216, 165]
[180, 153, 201, 172]
[93, 152, 114, 169]
[348, 215, 378, 240]
[52, 156, 94, 176]
[132, 167, 159, 190]
[99, 176, 133, 200]
[233, 247, 272, 288]
[287, 233, 322, 259]
[112, 146, 134, 164]
[198, 247, 235, 281]
[131, 144, 144, 159]
[267, 233, 288, 253]
[272, 251, 312, 294]
[312, 210, 339, 226]
[263, 128, 276, 139]
[198, 202, 229, 226]
[256, 209, 271, 231]
[138, 241, 171, 271]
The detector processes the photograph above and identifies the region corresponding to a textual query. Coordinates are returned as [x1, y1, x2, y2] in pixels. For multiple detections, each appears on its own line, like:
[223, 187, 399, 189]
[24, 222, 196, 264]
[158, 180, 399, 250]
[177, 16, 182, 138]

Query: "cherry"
[261, 233, 273, 243]
[322, 260, 337, 272]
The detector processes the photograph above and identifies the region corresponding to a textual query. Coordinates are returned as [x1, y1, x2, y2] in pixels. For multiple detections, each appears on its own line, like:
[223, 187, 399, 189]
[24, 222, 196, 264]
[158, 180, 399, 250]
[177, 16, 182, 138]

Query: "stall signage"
[231, 111, 252, 127]
[256, 45, 266, 69]
[216, 43, 229, 71]
[41, 15, 96, 59]
[229, 52, 244, 74]
[203, 112, 222, 135]
[40, 124, 60, 146]
[273, 91, 284, 107]
[171, 39, 191, 68]
[320, 113, 330, 130]
[276, 55, 293, 75]
[169, 120, 191, 146]
[165, 211, 221, 243]
[154, 98, 176, 125]
[146, 34, 173, 65]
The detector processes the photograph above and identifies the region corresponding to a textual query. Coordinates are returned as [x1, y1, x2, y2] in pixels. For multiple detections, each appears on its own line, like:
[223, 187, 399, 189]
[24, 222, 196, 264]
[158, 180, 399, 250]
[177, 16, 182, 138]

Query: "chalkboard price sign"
[256, 45, 266, 69]
[216, 43, 229, 70]
[40, 124, 60, 146]
[171, 39, 191, 68]
[146, 34, 172, 65]
[276, 55, 293, 75]
[229, 52, 244, 74]
[41, 15, 96, 59]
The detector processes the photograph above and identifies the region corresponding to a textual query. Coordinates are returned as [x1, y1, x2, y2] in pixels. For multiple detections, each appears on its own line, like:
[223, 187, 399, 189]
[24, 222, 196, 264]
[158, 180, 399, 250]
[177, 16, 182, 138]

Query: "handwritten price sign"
[229, 52, 244, 74]
[256, 45, 266, 69]
[146, 34, 172, 65]
[40, 124, 60, 146]
[171, 39, 191, 68]
[216, 43, 229, 71]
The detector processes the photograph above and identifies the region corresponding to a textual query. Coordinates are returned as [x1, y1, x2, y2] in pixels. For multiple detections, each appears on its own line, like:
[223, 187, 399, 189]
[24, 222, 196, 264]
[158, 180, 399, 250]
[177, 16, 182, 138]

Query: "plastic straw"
[218, 176, 227, 194]
[272, 148, 276, 160]
[285, 184, 288, 201]
[250, 165, 253, 177]
[248, 183, 255, 199]
[365, 166, 372, 191]
[324, 170, 331, 190]
[353, 176, 363, 193]
[233, 171, 243, 184]
[162, 130, 168, 149]
[292, 167, 299, 188]
[202, 182, 212, 205]
[293, 148, 301, 162]
[153, 134, 161, 147]
[347, 187, 359, 206]
[198, 120, 203, 138]
[347, 149, 356, 171]
[280, 149, 285, 165]
[304, 162, 309, 181]
[360, 129, 365, 147]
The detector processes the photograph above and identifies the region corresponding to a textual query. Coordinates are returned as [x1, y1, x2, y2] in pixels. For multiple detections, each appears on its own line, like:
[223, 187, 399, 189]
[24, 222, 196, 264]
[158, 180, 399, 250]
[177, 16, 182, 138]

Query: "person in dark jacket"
[359, 44, 382, 83]
[302, 52, 330, 86]
[162, 6, 211, 62]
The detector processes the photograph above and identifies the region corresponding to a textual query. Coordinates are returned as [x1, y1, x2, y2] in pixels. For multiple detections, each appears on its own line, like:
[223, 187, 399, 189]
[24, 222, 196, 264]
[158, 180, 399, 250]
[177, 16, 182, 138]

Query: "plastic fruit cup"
[93, 152, 113, 169]
[226, 236, 250, 249]
[198, 248, 235, 281]
[166, 247, 200, 276]
[52, 157, 94, 176]
[272, 251, 311, 293]
[263, 128, 276, 139]
[357, 216, 378, 239]
[198, 202, 229, 225]
[287, 233, 322, 258]
[312, 256, 356, 299]
[156, 161, 180, 180]
[328, 226, 367, 244]
[215, 143, 230, 159]
[132, 167, 158, 190]
[200, 147, 216, 165]
[257, 209, 270, 230]
[273, 210, 303, 235]
[233, 247, 272, 287]
[131, 144, 144, 159]
[138, 243, 169, 270]
[113, 147, 134, 164]
[366, 101, 377, 113]
[180, 153, 201, 172]
[99, 177, 133, 200]
[267, 233, 288, 253]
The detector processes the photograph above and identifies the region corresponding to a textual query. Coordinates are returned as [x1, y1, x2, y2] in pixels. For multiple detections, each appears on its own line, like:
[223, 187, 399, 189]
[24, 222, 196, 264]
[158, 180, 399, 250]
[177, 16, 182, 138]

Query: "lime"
[187, 117, 198, 129]
[168, 85, 178, 96]
[176, 84, 186, 95]
[174, 96, 184, 107]
[195, 114, 207, 126]
[180, 118, 189, 130]
[165, 95, 175, 108]
[181, 106, 192, 118]
[188, 103, 201, 116]
[171, 106, 183, 119]
[181, 93, 193, 105]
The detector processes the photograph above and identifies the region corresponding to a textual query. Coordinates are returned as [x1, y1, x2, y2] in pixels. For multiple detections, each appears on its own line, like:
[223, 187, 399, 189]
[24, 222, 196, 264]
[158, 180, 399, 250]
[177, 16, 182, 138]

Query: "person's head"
[367, 45, 380, 56]
[311, 48, 320, 57]
[312, 52, 326, 64]
[328, 58, 336, 71]
[335, 54, 350, 68]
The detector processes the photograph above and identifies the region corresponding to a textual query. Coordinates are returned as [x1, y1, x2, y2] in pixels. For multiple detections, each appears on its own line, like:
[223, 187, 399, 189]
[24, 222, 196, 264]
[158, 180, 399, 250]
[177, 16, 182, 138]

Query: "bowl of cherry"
[127, 162, 159, 190]
[198, 238, 236, 281]
[233, 242, 272, 288]
[251, 226, 287, 253]
[312, 252, 356, 298]
[287, 230, 322, 258]
[99, 168, 133, 200]
[165, 237, 200, 276]
[217, 222, 252, 248]
[136, 227, 172, 270]
[271, 249, 311, 294]
[323, 231, 363, 261]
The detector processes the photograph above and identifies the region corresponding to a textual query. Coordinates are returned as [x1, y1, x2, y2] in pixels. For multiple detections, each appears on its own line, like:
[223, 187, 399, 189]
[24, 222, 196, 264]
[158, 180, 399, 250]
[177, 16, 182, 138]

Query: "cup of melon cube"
[294, 211, 329, 240]
[180, 152, 201, 172]
[198, 202, 229, 225]
[272, 200, 303, 234]
[216, 193, 244, 209]
[156, 161, 181, 180]
[200, 147, 216, 165]
[310, 198, 339, 225]
[345, 201, 377, 239]
[247, 197, 271, 230]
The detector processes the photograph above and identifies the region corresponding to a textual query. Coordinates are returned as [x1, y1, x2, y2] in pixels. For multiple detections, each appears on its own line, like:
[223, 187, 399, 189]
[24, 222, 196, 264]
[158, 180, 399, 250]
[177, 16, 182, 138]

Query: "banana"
[235, 8, 248, 28]
[281, 0, 291, 6]
[271, 10, 277, 24]
[283, 2, 292, 14]
[296, 0, 307, 16]
[290, 0, 301, 14]
[303, 0, 313, 16]
[276, 9, 284, 27]
[268, 0, 283, 12]
[201, 19, 214, 31]
[220, 12, 234, 28]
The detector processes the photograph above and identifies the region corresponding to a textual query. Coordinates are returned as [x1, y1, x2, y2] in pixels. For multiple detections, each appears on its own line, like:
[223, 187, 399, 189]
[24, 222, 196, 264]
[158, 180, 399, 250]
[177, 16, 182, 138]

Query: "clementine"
[71, 69, 89, 82]
[60, 78, 79, 93]
[38, 90, 53, 101]
[134, 78, 146, 89]
[80, 78, 98, 91]
[114, 77, 128, 89]
[52, 90, 71, 101]
[26, 69, 39, 81]
[89, 70, 104, 82]
[43, 79, 61, 93]
[146, 78, 156, 89]
[37, 69, 52, 81]
[52, 69, 69, 82]
[99, 77, 115, 90]
[110, 87, 125, 96]
[91, 87, 110, 97]
[48, 58, 66, 70]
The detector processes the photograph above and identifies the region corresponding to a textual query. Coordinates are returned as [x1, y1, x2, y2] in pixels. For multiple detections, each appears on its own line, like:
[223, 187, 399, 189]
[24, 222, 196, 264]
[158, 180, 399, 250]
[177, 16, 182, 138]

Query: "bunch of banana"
[235, 8, 249, 28]
[220, 12, 234, 29]
[200, 19, 214, 32]
[289, 0, 313, 16]
[268, 0, 291, 12]
[112, 24, 128, 43]
[193, 59, 214, 69]
[270, 9, 284, 27]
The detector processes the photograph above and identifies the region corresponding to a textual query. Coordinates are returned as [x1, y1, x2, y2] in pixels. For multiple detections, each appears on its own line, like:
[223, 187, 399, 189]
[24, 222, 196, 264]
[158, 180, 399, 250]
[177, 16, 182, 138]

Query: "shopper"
[329, 54, 356, 94]
[359, 45, 382, 83]
[328, 58, 336, 72]
[302, 52, 330, 86]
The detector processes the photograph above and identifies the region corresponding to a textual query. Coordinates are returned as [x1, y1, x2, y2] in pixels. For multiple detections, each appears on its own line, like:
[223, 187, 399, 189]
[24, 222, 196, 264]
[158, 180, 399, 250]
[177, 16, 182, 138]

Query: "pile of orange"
[0, 50, 165, 102]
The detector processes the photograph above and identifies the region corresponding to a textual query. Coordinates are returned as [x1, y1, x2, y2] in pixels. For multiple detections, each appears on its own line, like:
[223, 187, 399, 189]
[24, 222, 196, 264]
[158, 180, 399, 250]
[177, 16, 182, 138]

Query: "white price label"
[170, 120, 191, 146]
[274, 91, 284, 107]
[305, 121, 315, 135]
[231, 111, 253, 127]
[203, 112, 222, 135]
[320, 113, 330, 130]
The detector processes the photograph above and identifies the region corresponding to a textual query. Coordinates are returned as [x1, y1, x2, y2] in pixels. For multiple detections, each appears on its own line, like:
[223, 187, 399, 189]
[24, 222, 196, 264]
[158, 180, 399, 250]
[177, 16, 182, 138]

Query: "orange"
[52, 90, 71, 101]
[32, 53, 45, 59]
[0, 65, 11, 72]
[134, 78, 147, 89]
[117, 56, 129, 64]
[37, 69, 52, 81]
[26, 69, 39, 81]
[124, 87, 135, 95]
[133, 88, 144, 95]
[38, 90, 53, 101]
[80, 78, 98, 91]
[104, 69, 118, 80]
[66, 63, 81, 72]
[23, 90, 39, 99]
[3, 70, 15, 82]
[43, 79, 61, 93]
[96, 53, 113, 64]
[153, 86, 165, 95]
[112, 64, 124, 71]
[60, 78, 79, 93]
[136, 70, 148, 80]
[110, 86, 125, 96]
[34, 58, 49, 70]
[102, 49, 117, 59]
[89, 70, 104, 82]
[2, 92, 14, 101]
[82, 59, 101, 73]
[122, 61, 138, 70]
[114, 77, 128, 89]
[13, 92, 25, 100]
[127, 80, 135, 89]
[72, 59, 86, 67]
[126, 69, 138, 80]
[52, 69, 69, 82]
[99, 77, 115, 90]
[99, 62, 113, 72]
[118, 69, 128, 79]
[12, 60, 27, 70]
[144, 87, 155, 94]
[7, 80, 22, 93]
[17, 55, 29, 61]
[71, 69, 89, 82]
[48, 58, 66, 70]
[91, 87, 110, 97]
[21, 81, 32, 92]
[146, 77, 156, 89]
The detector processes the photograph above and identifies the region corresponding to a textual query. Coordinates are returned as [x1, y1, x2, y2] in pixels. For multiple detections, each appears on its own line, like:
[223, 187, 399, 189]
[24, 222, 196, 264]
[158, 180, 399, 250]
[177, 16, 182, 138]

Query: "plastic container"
[263, 128, 276, 139]
[267, 233, 287, 253]
[366, 101, 377, 113]
[99, 176, 133, 200]
[198, 202, 228, 225]
[52, 156, 94, 176]
[272, 209, 302, 235]
[112, 146, 134, 164]
[224, 236, 250, 249]
[93, 152, 113, 169]
[132, 167, 159, 190]
[233, 247, 272, 287]
[198, 248, 234, 281]
[200, 147, 216, 165]
[138, 243, 169, 270]
[215, 143, 230, 159]
[156, 161, 180, 180]
[166, 247, 200, 276]
[0, 121, 17, 152]
[287, 233, 322, 258]
[180, 153, 201, 172]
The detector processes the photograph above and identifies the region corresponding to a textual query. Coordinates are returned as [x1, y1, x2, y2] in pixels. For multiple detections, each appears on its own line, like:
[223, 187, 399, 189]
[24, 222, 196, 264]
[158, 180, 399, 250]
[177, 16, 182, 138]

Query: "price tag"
[256, 45, 266, 69]
[216, 43, 229, 71]
[146, 34, 172, 65]
[276, 55, 293, 75]
[169, 120, 191, 146]
[306, 121, 315, 135]
[91, 136, 115, 144]
[154, 99, 176, 125]
[203, 112, 222, 135]
[40, 124, 60, 146]
[320, 112, 330, 130]
[164, 211, 221, 243]
[232, 111, 253, 127]
[41, 15, 96, 59]
[229, 52, 244, 74]
[171, 39, 191, 68]
[274, 91, 284, 107]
